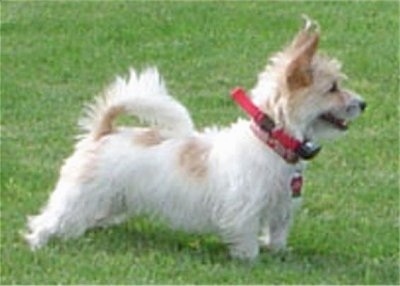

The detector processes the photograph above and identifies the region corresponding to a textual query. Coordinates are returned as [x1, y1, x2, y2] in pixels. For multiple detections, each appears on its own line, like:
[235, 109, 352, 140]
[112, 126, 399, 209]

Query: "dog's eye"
[329, 82, 338, 93]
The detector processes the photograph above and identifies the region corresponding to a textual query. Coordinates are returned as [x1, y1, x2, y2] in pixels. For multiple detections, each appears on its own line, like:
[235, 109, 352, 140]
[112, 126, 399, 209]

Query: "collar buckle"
[296, 141, 321, 160]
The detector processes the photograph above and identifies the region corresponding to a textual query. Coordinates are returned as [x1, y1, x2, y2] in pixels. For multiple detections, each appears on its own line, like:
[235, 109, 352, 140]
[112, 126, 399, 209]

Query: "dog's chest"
[257, 162, 305, 201]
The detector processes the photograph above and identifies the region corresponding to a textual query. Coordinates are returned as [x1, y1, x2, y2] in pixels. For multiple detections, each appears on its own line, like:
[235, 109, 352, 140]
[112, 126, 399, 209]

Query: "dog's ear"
[290, 15, 319, 49]
[286, 17, 320, 91]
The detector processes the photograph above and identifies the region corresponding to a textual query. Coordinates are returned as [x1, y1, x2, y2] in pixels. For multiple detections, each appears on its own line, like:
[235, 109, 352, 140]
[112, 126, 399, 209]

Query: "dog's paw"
[229, 244, 259, 261]
[259, 239, 289, 254]
[23, 232, 44, 251]
[258, 234, 270, 249]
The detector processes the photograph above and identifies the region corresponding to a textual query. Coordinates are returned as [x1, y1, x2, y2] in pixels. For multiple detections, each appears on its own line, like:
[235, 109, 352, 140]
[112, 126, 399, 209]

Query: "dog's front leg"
[267, 207, 291, 252]
[259, 215, 290, 252]
[267, 215, 290, 252]
[220, 219, 260, 261]
[260, 201, 292, 252]
[258, 215, 272, 248]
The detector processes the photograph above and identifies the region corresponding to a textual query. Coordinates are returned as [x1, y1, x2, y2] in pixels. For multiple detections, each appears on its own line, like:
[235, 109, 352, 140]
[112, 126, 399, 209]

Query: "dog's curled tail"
[79, 68, 195, 140]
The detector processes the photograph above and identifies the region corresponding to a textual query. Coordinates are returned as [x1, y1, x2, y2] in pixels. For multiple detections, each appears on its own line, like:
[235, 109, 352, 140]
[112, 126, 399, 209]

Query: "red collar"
[231, 87, 321, 164]
[250, 123, 300, 163]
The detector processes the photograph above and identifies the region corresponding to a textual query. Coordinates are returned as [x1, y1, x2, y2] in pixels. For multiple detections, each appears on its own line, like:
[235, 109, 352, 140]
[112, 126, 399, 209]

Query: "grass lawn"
[1, 1, 399, 284]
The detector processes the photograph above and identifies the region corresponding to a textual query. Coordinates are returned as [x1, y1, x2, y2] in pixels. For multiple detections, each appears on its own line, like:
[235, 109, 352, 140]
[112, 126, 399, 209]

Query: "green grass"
[1, 1, 399, 284]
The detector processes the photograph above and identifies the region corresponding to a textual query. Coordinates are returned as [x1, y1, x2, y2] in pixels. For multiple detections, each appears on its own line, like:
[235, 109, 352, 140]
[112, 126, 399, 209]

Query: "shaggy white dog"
[25, 18, 365, 260]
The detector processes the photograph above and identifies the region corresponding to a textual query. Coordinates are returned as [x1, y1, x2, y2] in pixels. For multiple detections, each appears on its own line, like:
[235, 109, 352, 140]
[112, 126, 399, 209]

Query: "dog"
[25, 17, 365, 260]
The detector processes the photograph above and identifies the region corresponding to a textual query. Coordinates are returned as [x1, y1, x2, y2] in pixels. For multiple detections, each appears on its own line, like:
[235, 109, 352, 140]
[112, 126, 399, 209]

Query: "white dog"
[25, 18, 365, 260]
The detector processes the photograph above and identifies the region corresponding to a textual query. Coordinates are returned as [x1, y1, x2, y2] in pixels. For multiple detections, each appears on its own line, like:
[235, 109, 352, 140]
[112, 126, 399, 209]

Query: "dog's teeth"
[320, 113, 348, 130]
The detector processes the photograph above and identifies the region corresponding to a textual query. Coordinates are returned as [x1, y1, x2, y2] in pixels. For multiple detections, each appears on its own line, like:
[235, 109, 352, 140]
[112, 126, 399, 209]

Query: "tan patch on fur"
[94, 105, 125, 140]
[287, 67, 313, 90]
[133, 129, 164, 147]
[178, 139, 210, 179]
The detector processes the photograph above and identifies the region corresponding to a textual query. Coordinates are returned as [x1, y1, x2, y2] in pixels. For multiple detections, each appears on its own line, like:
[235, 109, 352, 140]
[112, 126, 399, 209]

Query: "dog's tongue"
[320, 113, 348, 130]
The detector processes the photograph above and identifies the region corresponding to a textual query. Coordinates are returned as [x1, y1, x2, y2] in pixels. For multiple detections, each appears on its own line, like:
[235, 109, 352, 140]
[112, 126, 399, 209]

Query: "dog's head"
[252, 16, 366, 141]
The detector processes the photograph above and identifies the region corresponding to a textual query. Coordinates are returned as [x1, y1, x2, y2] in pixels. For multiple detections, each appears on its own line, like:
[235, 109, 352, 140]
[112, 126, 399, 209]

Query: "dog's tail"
[79, 68, 194, 140]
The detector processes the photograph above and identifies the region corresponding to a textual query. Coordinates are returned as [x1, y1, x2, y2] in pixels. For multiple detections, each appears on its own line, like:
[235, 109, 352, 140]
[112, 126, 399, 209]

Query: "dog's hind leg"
[25, 183, 93, 250]
[24, 184, 87, 250]
[25, 176, 126, 250]
[24, 214, 60, 250]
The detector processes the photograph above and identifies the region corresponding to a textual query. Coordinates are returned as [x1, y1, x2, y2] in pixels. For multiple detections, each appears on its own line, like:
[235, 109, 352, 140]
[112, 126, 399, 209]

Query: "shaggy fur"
[25, 18, 365, 260]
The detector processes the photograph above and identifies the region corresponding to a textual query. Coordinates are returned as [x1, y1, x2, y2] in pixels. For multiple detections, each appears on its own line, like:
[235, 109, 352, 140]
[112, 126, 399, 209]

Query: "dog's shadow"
[52, 217, 345, 270]
[58, 217, 230, 263]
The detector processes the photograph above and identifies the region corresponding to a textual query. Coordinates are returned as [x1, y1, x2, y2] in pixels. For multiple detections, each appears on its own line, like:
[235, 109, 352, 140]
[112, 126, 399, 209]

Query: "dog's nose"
[359, 101, 367, 112]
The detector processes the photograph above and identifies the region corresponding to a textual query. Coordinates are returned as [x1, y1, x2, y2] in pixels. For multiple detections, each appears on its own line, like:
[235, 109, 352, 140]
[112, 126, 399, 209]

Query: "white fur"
[79, 68, 194, 139]
[25, 24, 365, 260]
[25, 68, 300, 259]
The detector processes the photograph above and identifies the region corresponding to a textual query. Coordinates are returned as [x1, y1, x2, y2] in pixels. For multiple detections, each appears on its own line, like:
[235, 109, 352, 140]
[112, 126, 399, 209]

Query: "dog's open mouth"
[319, 113, 348, 130]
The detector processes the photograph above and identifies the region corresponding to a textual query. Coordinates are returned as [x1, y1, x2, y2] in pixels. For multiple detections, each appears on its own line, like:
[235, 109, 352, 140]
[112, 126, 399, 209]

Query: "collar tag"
[291, 172, 303, 198]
